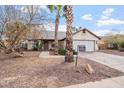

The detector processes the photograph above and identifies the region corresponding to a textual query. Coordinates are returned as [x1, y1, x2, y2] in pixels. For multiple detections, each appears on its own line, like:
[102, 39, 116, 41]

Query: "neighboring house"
[101, 35, 124, 50]
[22, 28, 101, 52]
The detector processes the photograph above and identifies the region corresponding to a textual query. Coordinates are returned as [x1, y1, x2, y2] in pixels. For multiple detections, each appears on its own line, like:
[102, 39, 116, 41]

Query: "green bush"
[58, 48, 78, 55]
[107, 42, 118, 49]
[113, 43, 118, 49]
[119, 42, 124, 48]
[58, 48, 66, 55]
[73, 50, 78, 55]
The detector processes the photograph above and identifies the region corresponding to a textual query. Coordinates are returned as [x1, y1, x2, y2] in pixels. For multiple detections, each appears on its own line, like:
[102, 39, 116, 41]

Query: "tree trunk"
[54, 15, 59, 55]
[65, 5, 74, 62]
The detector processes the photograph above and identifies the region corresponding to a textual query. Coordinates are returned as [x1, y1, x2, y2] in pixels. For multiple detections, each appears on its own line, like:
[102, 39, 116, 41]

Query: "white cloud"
[20, 6, 27, 13]
[39, 5, 50, 13]
[93, 30, 111, 36]
[97, 18, 124, 26]
[96, 8, 124, 26]
[21, 6, 39, 13]
[101, 15, 109, 20]
[93, 29, 124, 36]
[81, 14, 93, 21]
[20, 5, 50, 13]
[59, 25, 66, 31]
[103, 8, 114, 16]
[101, 8, 114, 20]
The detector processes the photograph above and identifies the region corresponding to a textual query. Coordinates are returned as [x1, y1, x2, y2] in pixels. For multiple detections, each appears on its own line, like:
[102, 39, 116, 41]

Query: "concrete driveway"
[65, 52, 124, 88]
[79, 52, 124, 72]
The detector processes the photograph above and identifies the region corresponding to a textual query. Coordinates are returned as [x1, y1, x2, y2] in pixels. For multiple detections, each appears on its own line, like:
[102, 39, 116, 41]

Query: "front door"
[44, 41, 48, 51]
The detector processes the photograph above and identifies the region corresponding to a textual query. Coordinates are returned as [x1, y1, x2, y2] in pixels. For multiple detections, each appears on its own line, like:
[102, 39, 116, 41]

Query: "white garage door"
[73, 40, 95, 52]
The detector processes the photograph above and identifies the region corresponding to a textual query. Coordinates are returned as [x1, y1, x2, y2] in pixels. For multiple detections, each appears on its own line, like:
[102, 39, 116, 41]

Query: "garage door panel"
[73, 40, 94, 52]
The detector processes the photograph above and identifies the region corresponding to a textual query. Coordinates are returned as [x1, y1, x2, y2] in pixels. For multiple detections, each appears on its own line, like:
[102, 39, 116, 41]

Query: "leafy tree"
[4, 21, 29, 53]
[0, 5, 50, 54]
[106, 35, 124, 49]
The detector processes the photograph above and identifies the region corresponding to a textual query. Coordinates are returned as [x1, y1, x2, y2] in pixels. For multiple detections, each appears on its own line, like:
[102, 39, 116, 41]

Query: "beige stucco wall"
[27, 41, 34, 50]
[73, 30, 99, 41]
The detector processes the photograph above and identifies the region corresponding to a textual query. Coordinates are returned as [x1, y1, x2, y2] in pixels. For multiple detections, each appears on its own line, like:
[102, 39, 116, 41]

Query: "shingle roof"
[27, 30, 66, 40]
[62, 28, 101, 40]
[42, 31, 66, 40]
[27, 25, 100, 40]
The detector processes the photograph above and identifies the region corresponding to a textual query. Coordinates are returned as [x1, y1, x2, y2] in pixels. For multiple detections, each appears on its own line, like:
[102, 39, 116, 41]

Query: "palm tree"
[64, 5, 74, 62]
[47, 5, 63, 55]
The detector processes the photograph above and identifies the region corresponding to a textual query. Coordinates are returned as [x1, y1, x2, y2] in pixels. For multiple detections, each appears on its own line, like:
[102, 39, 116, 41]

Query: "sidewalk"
[65, 76, 124, 88]
[39, 51, 77, 58]
[39, 51, 65, 58]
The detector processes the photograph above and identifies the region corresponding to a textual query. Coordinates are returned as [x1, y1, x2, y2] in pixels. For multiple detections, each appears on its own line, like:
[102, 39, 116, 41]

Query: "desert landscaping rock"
[85, 63, 94, 74]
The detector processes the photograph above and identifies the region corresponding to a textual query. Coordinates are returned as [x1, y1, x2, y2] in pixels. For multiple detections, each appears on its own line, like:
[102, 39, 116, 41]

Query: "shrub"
[58, 48, 78, 55]
[73, 50, 78, 55]
[107, 43, 118, 49]
[113, 43, 118, 49]
[119, 42, 124, 48]
[118, 42, 124, 51]
[58, 48, 66, 55]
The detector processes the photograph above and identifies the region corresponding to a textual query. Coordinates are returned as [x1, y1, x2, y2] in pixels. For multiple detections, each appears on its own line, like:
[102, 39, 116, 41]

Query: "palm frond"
[63, 5, 67, 13]
[55, 5, 62, 17]
[47, 5, 55, 12]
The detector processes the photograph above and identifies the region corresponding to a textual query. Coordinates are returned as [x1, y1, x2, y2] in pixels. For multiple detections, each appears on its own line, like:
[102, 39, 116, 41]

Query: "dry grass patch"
[0, 51, 124, 88]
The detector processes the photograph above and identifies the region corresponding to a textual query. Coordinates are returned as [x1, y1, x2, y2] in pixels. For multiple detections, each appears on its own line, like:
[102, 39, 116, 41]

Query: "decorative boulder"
[85, 63, 94, 74]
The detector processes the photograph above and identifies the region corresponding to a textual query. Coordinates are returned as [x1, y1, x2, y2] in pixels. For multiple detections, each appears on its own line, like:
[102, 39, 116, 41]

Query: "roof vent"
[83, 29, 86, 33]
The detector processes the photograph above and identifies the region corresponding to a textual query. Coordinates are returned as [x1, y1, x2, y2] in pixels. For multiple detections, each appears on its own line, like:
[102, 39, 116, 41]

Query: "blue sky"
[1, 5, 124, 36]
[58, 5, 124, 36]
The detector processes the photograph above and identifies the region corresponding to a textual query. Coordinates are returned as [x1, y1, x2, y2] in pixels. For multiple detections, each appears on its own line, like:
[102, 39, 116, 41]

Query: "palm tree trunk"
[65, 5, 74, 62]
[54, 15, 59, 55]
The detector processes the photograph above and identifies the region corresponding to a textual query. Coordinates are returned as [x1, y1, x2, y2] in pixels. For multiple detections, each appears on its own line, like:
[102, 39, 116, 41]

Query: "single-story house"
[22, 28, 101, 52]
